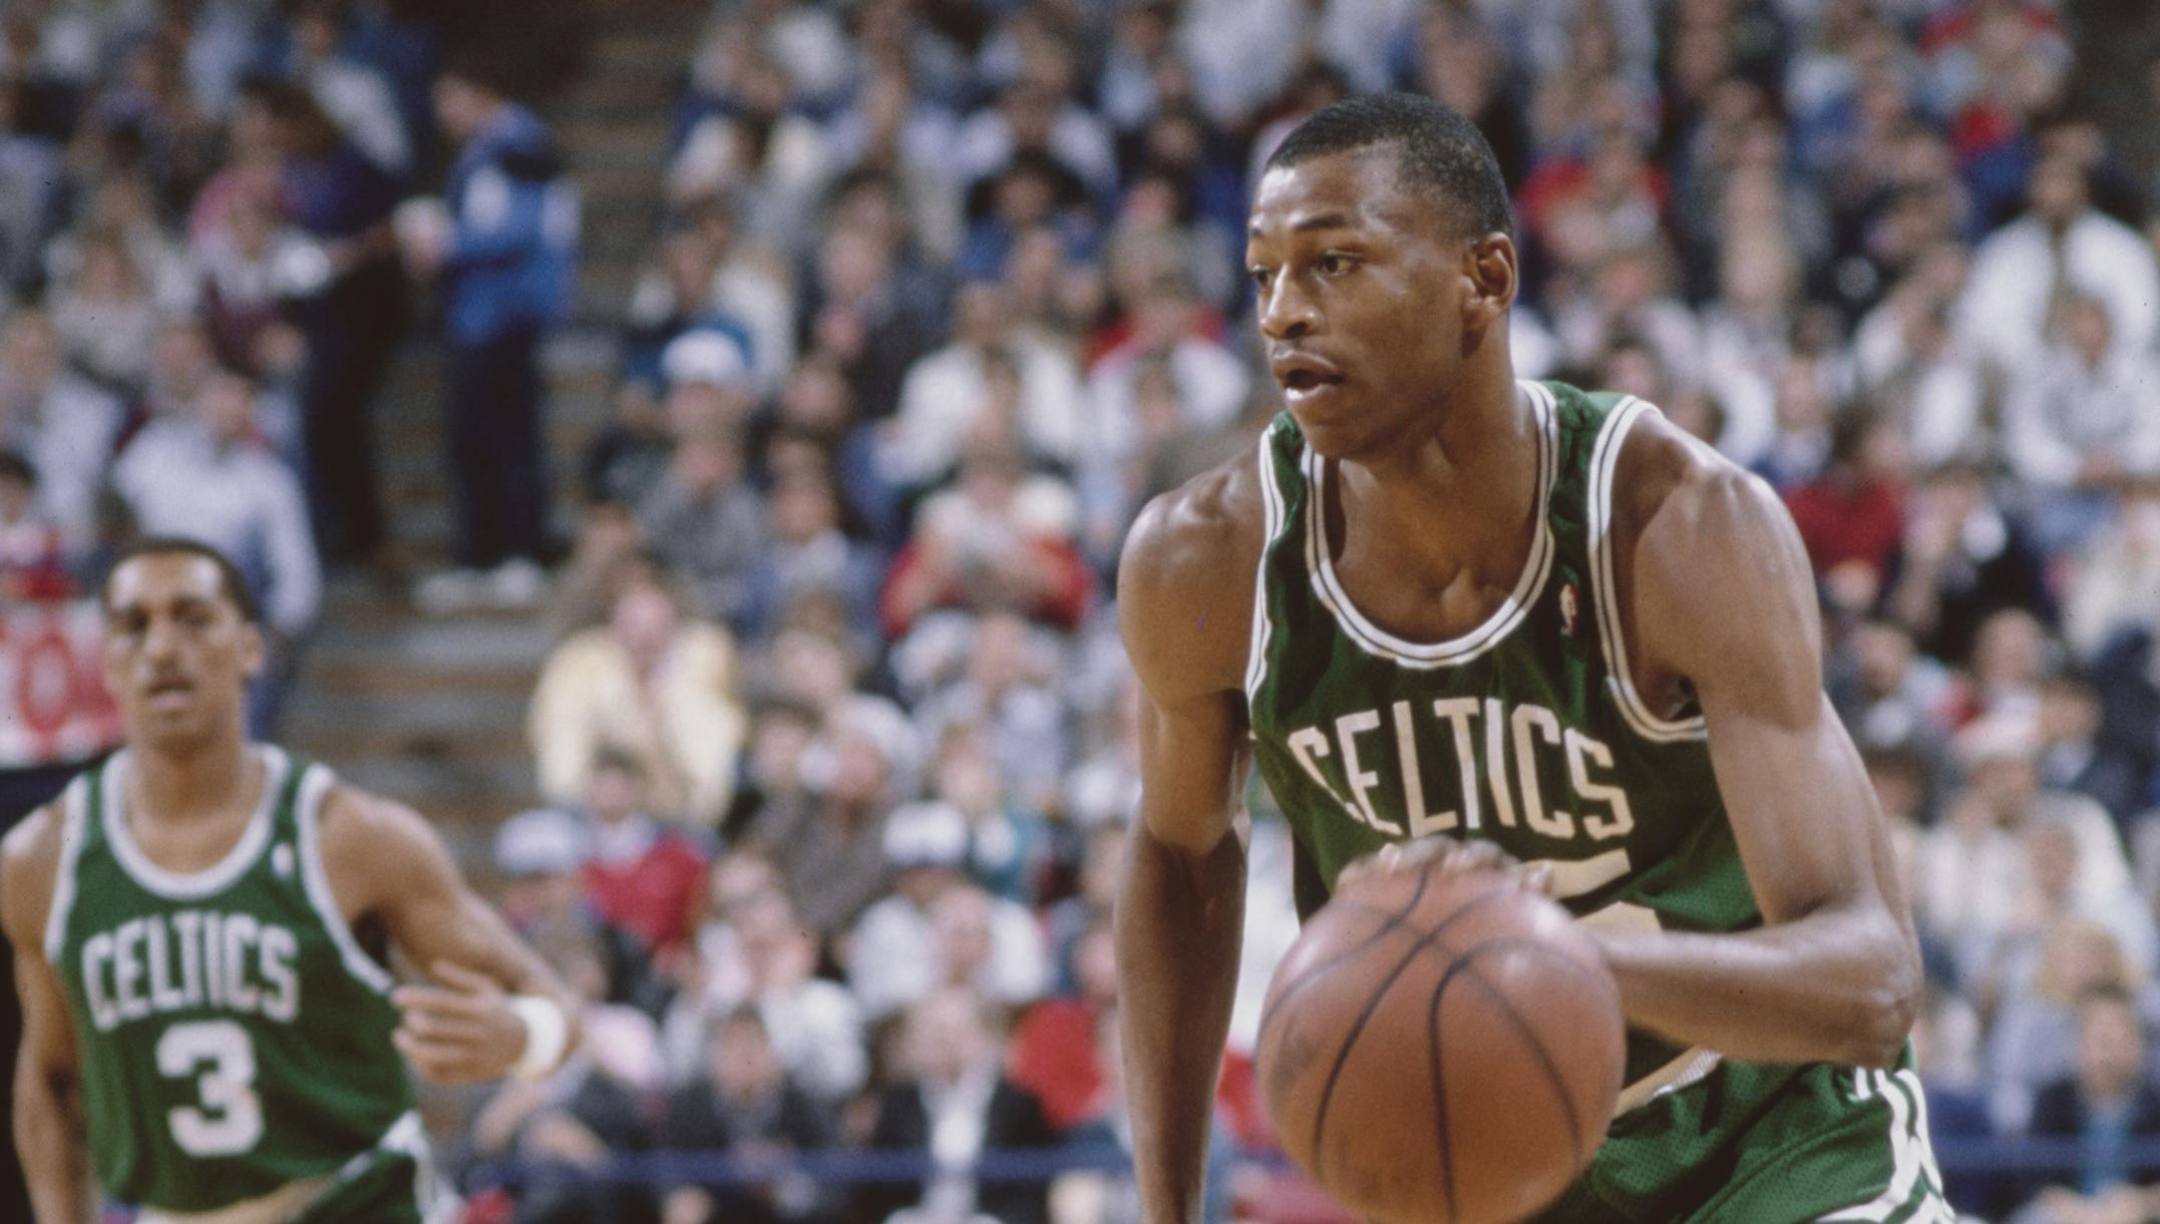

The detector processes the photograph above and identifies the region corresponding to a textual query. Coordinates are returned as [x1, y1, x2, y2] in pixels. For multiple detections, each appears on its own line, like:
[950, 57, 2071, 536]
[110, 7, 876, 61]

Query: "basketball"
[1256, 862, 1627, 1224]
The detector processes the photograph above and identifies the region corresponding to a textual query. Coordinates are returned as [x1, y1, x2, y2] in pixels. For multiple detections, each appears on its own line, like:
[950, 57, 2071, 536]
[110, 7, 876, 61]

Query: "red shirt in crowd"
[581, 829, 708, 957]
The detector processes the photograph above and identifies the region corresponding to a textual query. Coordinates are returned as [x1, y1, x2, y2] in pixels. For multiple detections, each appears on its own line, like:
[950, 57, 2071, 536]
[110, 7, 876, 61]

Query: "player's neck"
[1339, 369, 1535, 546]
[130, 731, 258, 826]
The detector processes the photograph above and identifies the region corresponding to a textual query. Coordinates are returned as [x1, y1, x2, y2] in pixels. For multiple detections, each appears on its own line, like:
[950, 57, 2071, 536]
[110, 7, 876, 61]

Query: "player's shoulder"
[314, 782, 450, 892]
[0, 797, 70, 945]
[1610, 403, 1790, 566]
[1117, 442, 1269, 700]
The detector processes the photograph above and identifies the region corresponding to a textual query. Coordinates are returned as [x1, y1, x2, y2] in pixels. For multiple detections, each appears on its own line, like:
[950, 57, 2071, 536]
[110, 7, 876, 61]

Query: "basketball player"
[3, 539, 581, 1222]
[1117, 94, 1944, 1221]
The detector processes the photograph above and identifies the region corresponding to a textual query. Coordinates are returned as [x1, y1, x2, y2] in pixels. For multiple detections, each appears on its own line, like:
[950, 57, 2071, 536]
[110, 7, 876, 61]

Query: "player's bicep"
[14, 943, 78, 1075]
[1117, 491, 1254, 857]
[1638, 470, 1892, 924]
[1133, 684, 1249, 855]
[329, 793, 552, 992]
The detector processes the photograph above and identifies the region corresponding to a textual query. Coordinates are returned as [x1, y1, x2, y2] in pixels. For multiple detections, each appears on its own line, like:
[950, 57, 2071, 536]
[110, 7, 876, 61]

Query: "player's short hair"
[101, 537, 261, 626]
[1265, 92, 1514, 240]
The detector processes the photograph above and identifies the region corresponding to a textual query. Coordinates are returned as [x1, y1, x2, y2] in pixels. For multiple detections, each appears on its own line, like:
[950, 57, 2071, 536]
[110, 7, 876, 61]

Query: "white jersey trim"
[293, 764, 396, 996]
[42, 775, 92, 963]
[102, 747, 285, 900]
[1818, 1069, 1949, 1221]
[1301, 380, 1557, 669]
[1244, 428, 1289, 707]
[1586, 397, 1709, 744]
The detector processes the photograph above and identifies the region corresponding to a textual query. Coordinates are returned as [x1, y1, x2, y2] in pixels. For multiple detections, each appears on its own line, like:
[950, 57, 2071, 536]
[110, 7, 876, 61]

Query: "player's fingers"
[394, 998, 491, 1042]
[430, 960, 502, 998]
[393, 983, 491, 1020]
[393, 1029, 483, 1084]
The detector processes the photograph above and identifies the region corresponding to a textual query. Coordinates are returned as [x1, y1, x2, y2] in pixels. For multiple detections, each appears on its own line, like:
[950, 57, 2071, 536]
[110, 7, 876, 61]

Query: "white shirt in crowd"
[111, 420, 321, 637]
[1957, 210, 2160, 372]
[4, 373, 121, 547]
[2002, 344, 2160, 489]
[847, 892, 1050, 1023]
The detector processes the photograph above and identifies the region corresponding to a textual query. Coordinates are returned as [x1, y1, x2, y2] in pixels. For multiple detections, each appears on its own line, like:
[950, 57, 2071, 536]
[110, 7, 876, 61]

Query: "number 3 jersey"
[43, 746, 419, 1213]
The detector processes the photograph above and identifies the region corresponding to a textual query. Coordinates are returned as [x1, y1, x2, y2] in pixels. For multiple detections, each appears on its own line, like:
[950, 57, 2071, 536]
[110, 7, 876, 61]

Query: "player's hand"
[391, 961, 531, 1085]
[1336, 837, 1555, 896]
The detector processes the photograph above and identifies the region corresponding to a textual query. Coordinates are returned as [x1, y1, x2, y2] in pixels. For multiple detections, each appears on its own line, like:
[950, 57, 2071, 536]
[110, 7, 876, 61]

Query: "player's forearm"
[1590, 902, 1919, 1069]
[1117, 822, 1245, 1224]
[15, 1064, 96, 1223]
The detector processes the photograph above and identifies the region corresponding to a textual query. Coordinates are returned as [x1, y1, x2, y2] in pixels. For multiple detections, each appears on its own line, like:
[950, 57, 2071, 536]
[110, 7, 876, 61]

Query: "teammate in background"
[1116, 94, 1944, 1221]
[3, 538, 581, 1222]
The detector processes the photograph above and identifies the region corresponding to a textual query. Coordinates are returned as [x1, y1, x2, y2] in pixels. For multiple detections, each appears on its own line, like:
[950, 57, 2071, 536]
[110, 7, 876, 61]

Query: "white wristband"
[507, 995, 570, 1080]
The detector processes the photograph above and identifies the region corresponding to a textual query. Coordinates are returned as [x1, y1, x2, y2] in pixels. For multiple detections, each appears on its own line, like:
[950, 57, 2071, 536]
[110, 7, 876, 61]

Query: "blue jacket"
[442, 104, 577, 343]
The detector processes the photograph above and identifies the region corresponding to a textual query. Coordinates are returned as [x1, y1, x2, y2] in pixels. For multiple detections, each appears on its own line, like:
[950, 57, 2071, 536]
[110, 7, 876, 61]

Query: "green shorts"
[1532, 1057, 1950, 1223]
[289, 1115, 451, 1224]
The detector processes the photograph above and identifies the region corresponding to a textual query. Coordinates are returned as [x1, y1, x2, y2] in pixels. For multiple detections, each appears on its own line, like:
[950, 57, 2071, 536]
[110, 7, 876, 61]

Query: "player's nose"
[1257, 276, 1321, 341]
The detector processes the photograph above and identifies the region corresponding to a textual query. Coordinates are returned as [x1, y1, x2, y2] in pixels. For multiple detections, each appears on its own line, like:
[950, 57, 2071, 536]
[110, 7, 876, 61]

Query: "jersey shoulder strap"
[40, 763, 103, 963]
[286, 756, 397, 996]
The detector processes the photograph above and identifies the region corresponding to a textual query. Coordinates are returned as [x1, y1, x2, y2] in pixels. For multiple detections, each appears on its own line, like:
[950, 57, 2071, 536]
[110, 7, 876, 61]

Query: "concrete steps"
[281, 0, 698, 832]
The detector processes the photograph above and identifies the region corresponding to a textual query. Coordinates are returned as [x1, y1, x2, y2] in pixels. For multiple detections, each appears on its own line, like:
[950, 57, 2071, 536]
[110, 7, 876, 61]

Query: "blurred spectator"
[882, 442, 1092, 636]
[1853, 244, 1987, 471]
[1829, 618, 1953, 764]
[1959, 154, 2158, 376]
[881, 278, 1085, 490]
[0, 80, 62, 295]
[669, 887, 868, 1108]
[640, 419, 767, 630]
[743, 699, 908, 939]
[667, 51, 830, 251]
[260, 78, 409, 566]
[2002, 294, 2160, 553]
[1888, 461, 2053, 667]
[848, 802, 1049, 1023]
[0, 450, 71, 600]
[50, 226, 164, 395]
[283, 0, 412, 177]
[1915, 785, 2032, 991]
[912, 613, 1072, 815]
[856, 989, 1061, 1224]
[1986, 919, 2142, 1135]
[528, 569, 748, 827]
[619, 229, 758, 400]
[2013, 989, 2160, 1223]
[1784, 411, 1909, 618]
[1009, 919, 1119, 1133]
[577, 746, 712, 977]
[2065, 483, 2160, 664]
[1086, 267, 1248, 472]
[0, 308, 120, 546]
[658, 1007, 839, 1224]
[409, 57, 578, 613]
[741, 464, 884, 645]
[111, 368, 321, 733]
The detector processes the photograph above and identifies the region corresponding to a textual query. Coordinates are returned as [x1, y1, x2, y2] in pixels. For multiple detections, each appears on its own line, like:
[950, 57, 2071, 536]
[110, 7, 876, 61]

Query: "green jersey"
[1244, 383, 1949, 1220]
[43, 746, 433, 1217]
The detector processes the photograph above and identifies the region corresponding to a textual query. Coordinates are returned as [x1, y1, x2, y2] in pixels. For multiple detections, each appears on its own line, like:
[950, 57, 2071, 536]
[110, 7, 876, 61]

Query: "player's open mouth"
[146, 678, 195, 703]
[1283, 371, 1345, 404]
[1272, 352, 1347, 404]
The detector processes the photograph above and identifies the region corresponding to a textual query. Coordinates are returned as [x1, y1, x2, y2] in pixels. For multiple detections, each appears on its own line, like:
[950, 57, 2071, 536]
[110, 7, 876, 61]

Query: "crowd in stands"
[8, 0, 2160, 1221]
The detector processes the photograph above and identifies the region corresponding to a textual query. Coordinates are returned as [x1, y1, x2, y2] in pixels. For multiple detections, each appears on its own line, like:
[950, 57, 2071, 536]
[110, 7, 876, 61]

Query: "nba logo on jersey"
[1560, 583, 1580, 638]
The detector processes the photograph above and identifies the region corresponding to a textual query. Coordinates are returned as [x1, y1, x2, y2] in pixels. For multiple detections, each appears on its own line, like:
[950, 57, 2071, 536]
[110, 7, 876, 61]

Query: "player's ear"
[236, 619, 267, 680]
[1462, 233, 1518, 330]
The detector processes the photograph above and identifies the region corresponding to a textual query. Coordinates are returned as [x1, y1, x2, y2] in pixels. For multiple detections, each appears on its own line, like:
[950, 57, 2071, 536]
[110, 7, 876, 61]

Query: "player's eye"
[1316, 252, 1357, 277]
[1249, 266, 1273, 291]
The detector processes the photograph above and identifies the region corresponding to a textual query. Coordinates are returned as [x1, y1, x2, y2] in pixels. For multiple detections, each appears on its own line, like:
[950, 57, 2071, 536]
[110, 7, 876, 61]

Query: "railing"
[468, 1136, 2149, 1190]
